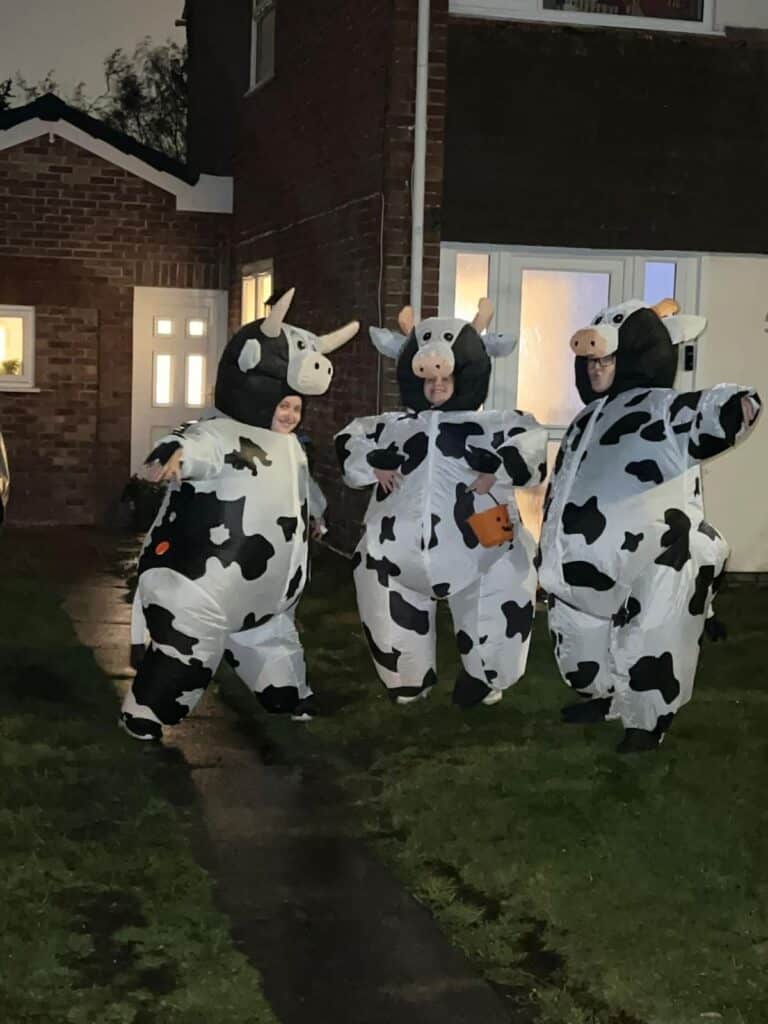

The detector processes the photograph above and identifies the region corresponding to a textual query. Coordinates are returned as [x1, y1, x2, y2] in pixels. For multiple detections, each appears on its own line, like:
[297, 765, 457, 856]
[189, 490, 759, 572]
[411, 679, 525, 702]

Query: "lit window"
[0, 306, 35, 390]
[154, 354, 173, 406]
[542, 1, 704, 22]
[250, 0, 276, 91]
[454, 253, 489, 324]
[643, 261, 677, 306]
[187, 318, 207, 338]
[154, 318, 174, 337]
[241, 263, 274, 324]
[186, 354, 206, 408]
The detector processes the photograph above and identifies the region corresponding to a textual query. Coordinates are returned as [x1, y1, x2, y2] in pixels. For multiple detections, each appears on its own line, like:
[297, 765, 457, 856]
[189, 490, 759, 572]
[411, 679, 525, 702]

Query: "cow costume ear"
[483, 332, 518, 357]
[369, 326, 407, 359]
[237, 337, 262, 372]
[664, 314, 707, 346]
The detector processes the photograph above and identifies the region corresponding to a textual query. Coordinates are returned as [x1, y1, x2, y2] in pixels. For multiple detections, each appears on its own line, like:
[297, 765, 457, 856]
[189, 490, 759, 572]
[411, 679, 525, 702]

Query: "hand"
[144, 448, 184, 484]
[374, 468, 401, 493]
[310, 517, 327, 539]
[468, 472, 496, 496]
[741, 396, 758, 428]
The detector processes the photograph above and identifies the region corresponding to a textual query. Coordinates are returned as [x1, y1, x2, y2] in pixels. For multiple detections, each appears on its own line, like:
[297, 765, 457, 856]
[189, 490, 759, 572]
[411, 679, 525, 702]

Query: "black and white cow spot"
[224, 437, 273, 476]
[562, 496, 606, 545]
[485, 669, 499, 684]
[437, 422, 484, 459]
[640, 420, 666, 442]
[365, 422, 386, 443]
[624, 390, 652, 408]
[389, 591, 430, 635]
[689, 391, 746, 461]
[655, 509, 691, 571]
[334, 432, 352, 472]
[209, 524, 230, 545]
[599, 412, 652, 446]
[673, 420, 692, 435]
[625, 460, 664, 485]
[432, 582, 451, 599]
[552, 444, 565, 478]
[537, 460, 547, 482]
[362, 624, 401, 672]
[563, 561, 616, 591]
[239, 611, 274, 631]
[139, 485, 275, 582]
[611, 596, 641, 628]
[134, 649, 212, 725]
[479, 635, 488, 645]
[501, 600, 534, 641]
[428, 514, 440, 550]
[379, 517, 396, 544]
[146, 438, 182, 467]
[628, 651, 680, 704]
[670, 391, 700, 421]
[456, 630, 474, 654]
[465, 445, 501, 474]
[224, 648, 240, 669]
[301, 501, 309, 543]
[564, 661, 600, 691]
[689, 565, 716, 616]
[366, 553, 402, 588]
[621, 531, 644, 552]
[286, 565, 304, 601]
[453, 483, 479, 549]
[277, 516, 298, 542]
[401, 432, 429, 475]
[698, 521, 719, 541]
[144, 604, 197, 657]
[570, 409, 594, 451]
[694, 476, 701, 497]
[497, 445, 533, 486]
[351, 550, 362, 572]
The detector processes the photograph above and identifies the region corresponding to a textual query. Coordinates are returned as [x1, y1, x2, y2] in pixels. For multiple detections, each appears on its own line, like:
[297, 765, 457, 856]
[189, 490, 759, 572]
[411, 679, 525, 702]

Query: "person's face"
[586, 354, 616, 394]
[423, 375, 455, 407]
[271, 395, 303, 433]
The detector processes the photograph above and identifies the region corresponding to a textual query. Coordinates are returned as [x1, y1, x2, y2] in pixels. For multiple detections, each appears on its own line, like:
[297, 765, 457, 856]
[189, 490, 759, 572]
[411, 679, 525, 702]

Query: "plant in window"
[1, 359, 20, 376]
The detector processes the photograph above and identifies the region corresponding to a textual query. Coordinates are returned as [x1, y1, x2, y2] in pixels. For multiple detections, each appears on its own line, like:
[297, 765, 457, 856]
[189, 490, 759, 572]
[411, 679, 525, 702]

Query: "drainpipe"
[410, 0, 430, 321]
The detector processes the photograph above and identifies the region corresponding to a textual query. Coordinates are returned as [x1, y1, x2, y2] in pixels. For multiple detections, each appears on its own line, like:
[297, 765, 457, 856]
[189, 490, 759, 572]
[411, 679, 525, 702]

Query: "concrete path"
[55, 528, 514, 1024]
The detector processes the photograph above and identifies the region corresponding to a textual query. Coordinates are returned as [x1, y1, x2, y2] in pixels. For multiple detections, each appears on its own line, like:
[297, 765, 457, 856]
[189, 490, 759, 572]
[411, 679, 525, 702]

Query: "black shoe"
[560, 697, 611, 724]
[291, 697, 317, 722]
[704, 616, 728, 642]
[118, 713, 162, 741]
[616, 728, 663, 754]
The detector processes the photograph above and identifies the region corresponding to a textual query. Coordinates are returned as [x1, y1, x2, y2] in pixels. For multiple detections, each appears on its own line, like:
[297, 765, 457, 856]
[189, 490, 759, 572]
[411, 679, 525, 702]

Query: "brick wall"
[0, 135, 230, 525]
[443, 19, 768, 252]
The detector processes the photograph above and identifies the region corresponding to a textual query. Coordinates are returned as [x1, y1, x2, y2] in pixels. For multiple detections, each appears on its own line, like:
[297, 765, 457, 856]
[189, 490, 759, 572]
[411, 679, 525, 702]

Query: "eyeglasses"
[586, 355, 616, 369]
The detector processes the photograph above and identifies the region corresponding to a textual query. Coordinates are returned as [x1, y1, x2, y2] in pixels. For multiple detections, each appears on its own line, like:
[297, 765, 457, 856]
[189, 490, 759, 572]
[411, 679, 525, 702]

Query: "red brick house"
[0, 94, 232, 526]
[182, 0, 768, 571]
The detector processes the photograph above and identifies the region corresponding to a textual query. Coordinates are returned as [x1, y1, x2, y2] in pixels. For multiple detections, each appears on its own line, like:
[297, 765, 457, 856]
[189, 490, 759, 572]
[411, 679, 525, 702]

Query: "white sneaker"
[481, 688, 503, 706]
[395, 686, 433, 706]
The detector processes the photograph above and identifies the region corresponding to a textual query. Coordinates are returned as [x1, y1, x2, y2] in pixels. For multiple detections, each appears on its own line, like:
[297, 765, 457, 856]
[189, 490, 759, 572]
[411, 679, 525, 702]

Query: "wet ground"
[39, 527, 515, 1024]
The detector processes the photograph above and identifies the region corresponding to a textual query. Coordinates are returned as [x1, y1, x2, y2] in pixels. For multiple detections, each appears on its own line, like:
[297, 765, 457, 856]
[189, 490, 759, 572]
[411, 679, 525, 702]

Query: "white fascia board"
[0, 118, 233, 214]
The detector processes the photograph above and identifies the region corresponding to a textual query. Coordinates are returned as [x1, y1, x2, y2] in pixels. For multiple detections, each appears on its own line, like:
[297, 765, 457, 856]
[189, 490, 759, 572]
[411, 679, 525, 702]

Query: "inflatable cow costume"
[336, 300, 547, 708]
[539, 298, 762, 752]
[120, 290, 358, 740]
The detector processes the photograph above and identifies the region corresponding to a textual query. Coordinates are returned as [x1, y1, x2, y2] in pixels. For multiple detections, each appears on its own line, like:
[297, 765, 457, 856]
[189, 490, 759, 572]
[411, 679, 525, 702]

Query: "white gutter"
[410, 0, 430, 321]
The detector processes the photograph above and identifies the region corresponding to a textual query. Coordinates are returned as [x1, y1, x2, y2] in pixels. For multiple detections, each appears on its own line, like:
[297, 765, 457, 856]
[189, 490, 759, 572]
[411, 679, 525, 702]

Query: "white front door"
[131, 287, 228, 474]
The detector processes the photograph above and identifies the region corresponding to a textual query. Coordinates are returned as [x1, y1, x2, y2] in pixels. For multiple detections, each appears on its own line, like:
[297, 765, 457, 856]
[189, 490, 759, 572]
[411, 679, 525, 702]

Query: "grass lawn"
[228, 547, 768, 1024]
[0, 566, 278, 1024]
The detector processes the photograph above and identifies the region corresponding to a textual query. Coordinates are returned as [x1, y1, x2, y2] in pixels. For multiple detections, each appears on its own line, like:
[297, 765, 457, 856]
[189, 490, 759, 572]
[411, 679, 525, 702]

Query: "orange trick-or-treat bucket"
[467, 497, 514, 548]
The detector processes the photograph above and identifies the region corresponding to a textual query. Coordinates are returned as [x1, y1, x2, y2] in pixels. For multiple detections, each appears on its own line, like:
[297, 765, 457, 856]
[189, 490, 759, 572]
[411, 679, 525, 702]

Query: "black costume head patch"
[214, 288, 358, 427]
[570, 298, 706, 405]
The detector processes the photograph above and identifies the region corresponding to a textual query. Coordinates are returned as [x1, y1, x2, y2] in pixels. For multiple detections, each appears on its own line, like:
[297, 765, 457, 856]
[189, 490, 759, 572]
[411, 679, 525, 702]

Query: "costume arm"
[334, 416, 398, 488]
[145, 421, 226, 481]
[668, 385, 762, 462]
[308, 474, 328, 520]
[487, 411, 549, 488]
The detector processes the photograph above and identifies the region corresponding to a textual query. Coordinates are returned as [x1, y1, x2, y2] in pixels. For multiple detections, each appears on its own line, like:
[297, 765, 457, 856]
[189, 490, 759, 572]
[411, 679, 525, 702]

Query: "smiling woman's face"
[586, 354, 616, 394]
[423, 375, 455, 407]
[271, 395, 303, 433]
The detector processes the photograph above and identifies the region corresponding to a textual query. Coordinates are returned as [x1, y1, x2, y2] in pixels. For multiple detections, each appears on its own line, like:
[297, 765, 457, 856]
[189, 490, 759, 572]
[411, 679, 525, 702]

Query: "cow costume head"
[215, 288, 359, 427]
[369, 299, 517, 412]
[570, 298, 707, 404]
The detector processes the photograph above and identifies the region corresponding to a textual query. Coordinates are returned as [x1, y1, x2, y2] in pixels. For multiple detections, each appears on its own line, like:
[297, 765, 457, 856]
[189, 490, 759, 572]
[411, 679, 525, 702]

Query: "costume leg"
[121, 568, 227, 739]
[225, 608, 311, 714]
[547, 594, 615, 700]
[353, 547, 437, 700]
[609, 536, 729, 737]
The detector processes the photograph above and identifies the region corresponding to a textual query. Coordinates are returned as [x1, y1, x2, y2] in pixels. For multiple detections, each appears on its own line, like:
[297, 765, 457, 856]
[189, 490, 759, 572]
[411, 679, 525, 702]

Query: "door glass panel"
[517, 269, 610, 427]
[153, 353, 173, 406]
[643, 261, 677, 305]
[186, 354, 206, 407]
[454, 253, 489, 323]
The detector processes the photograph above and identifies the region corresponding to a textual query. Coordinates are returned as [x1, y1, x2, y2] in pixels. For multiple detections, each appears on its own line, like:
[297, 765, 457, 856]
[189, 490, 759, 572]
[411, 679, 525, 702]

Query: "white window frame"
[248, 0, 276, 93]
[241, 259, 275, 324]
[0, 305, 36, 391]
[449, 0, 717, 35]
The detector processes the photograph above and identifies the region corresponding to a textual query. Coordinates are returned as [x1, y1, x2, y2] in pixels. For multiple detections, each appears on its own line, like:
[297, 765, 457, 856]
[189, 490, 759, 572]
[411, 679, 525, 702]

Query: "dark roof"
[0, 93, 199, 186]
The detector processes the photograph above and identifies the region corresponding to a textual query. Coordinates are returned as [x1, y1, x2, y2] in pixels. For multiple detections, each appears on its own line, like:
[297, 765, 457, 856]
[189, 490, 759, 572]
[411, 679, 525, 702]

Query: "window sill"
[244, 73, 275, 98]
[0, 385, 41, 393]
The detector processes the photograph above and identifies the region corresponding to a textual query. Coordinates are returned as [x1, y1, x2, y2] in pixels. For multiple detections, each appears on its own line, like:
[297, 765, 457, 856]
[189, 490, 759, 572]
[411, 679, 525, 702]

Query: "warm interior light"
[186, 354, 206, 407]
[454, 254, 489, 324]
[0, 325, 6, 362]
[154, 354, 173, 405]
[155, 318, 174, 337]
[187, 318, 207, 338]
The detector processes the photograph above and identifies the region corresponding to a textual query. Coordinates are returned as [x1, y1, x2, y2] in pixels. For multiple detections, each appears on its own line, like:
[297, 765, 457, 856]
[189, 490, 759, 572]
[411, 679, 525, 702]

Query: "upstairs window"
[449, 0, 714, 33]
[250, 0, 276, 92]
[241, 260, 274, 324]
[0, 306, 35, 391]
[543, 1, 703, 20]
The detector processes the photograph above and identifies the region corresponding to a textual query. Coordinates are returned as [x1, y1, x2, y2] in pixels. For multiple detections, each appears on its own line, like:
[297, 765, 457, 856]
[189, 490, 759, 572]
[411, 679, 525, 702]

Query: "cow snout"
[411, 342, 455, 380]
[570, 328, 614, 358]
[288, 351, 334, 396]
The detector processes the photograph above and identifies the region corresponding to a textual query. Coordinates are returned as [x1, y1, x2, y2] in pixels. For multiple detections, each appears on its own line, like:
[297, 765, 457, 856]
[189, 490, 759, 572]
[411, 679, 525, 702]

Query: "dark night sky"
[1, 0, 184, 100]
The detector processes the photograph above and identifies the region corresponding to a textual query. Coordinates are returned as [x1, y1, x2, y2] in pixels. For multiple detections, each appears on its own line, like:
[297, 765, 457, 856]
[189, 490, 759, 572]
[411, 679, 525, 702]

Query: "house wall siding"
[443, 19, 768, 253]
[0, 135, 230, 526]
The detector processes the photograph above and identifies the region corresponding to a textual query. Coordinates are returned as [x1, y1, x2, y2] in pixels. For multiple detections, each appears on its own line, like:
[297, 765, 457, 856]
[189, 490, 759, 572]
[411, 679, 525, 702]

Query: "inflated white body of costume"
[538, 298, 762, 751]
[120, 290, 358, 739]
[336, 301, 547, 707]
